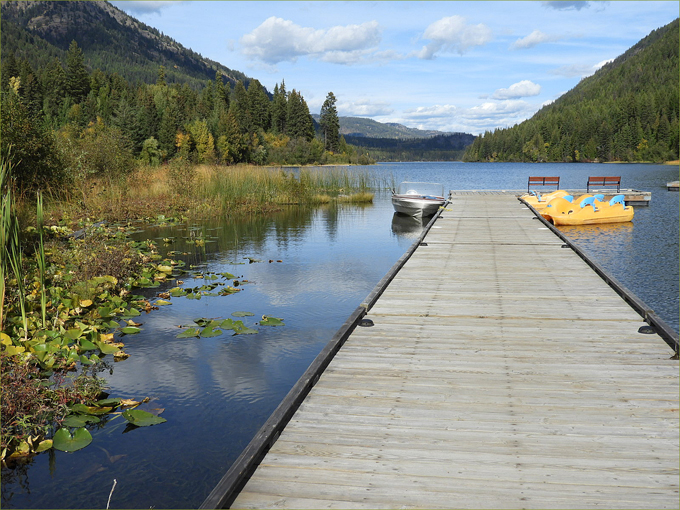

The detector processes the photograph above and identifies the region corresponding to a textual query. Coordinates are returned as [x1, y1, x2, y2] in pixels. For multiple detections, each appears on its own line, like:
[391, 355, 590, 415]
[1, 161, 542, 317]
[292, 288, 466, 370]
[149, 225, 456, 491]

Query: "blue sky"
[109, 1, 679, 135]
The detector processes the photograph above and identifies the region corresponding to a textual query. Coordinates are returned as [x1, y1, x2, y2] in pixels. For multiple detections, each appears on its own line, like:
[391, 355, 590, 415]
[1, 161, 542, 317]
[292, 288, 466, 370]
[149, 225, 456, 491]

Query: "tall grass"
[36, 192, 47, 329]
[197, 164, 377, 214]
[46, 163, 382, 222]
[1, 156, 28, 339]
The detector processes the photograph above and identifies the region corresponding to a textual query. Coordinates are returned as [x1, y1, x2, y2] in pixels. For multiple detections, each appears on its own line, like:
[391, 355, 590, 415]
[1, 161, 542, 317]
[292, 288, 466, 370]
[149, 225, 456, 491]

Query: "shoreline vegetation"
[1, 159, 380, 464]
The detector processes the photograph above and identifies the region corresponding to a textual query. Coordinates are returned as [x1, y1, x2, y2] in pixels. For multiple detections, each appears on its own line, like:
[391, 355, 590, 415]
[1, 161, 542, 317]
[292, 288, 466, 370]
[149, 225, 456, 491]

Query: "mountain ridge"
[311, 114, 457, 139]
[0, 0, 252, 89]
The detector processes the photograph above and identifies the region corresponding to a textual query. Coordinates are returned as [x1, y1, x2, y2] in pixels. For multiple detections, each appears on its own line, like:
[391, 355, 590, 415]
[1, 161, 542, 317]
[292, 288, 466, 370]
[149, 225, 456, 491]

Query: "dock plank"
[230, 194, 678, 509]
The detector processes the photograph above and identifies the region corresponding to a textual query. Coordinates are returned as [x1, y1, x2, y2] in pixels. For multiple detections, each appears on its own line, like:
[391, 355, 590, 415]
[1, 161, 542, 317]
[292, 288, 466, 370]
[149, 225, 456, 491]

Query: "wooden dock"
[206, 193, 678, 509]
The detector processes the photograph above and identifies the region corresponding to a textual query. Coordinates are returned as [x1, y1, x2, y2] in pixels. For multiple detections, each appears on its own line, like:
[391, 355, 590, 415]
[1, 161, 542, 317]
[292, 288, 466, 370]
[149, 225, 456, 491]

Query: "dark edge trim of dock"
[199, 203, 450, 509]
[521, 198, 679, 355]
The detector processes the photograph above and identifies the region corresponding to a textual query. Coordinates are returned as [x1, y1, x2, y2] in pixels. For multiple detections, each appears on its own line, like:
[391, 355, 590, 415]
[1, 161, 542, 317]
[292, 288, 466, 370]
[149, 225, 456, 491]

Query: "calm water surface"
[3, 162, 678, 509]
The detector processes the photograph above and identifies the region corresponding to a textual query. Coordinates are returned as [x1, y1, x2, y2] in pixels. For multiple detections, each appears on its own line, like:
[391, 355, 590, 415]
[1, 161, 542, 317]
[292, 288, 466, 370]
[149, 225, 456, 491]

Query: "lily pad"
[169, 287, 187, 297]
[177, 327, 200, 339]
[96, 398, 122, 407]
[96, 341, 120, 355]
[62, 415, 101, 427]
[259, 316, 285, 327]
[79, 355, 94, 365]
[65, 328, 84, 341]
[78, 339, 98, 351]
[231, 311, 254, 317]
[120, 327, 140, 335]
[35, 439, 53, 453]
[219, 286, 241, 295]
[70, 403, 114, 415]
[122, 409, 167, 427]
[97, 306, 114, 318]
[53, 427, 93, 452]
[200, 326, 223, 338]
[233, 323, 258, 335]
[155, 299, 172, 306]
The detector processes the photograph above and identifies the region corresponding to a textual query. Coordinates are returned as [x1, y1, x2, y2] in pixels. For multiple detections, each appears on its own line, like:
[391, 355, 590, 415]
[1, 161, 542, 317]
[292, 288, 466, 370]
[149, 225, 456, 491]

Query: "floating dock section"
[203, 192, 678, 510]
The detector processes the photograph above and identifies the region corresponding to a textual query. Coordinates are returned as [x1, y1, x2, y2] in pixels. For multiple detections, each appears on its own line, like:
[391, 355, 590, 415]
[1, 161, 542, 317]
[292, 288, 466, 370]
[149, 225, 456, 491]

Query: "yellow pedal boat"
[520, 189, 570, 210]
[542, 194, 634, 226]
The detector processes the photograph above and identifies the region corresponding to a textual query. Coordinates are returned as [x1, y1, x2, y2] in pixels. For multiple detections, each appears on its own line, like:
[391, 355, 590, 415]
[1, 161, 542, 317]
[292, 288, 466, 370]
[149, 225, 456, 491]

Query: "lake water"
[3, 162, 678, 509]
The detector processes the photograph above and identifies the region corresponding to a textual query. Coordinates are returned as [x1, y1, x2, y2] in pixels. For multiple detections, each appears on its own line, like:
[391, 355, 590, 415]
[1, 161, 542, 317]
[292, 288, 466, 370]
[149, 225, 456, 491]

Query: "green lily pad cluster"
[1, 220, 179, 461]
[1, 277, 154, 370]
[176, 312, 284, 338]
[177, 317, 258, 338]
[53, 402, 166, 453]
[164, 270, 247, 300]
[5, 396, 166, 460]
[130, 257, 186, 288]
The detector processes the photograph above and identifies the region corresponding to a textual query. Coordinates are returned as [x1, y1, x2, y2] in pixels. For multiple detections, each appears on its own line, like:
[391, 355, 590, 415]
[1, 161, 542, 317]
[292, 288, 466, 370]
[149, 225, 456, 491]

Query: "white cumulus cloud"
[403, 104, 458, 119]
[340, 100, 393, 117]
[511, 30, 560, 50]
[492, 80, 542, 99]
[240, 17, 381, 65]
[417, 15, 492, 59]
[459, 100, 539, 132]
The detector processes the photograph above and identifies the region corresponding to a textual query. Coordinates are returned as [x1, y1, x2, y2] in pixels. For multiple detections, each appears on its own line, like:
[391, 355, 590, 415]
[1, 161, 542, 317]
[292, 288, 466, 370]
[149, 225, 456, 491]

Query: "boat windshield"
[396, 182, 444, 197]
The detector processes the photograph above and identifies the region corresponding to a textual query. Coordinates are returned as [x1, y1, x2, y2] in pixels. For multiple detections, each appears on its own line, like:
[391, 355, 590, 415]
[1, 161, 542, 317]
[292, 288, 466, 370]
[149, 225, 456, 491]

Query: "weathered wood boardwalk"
[229, 194, 679, 509]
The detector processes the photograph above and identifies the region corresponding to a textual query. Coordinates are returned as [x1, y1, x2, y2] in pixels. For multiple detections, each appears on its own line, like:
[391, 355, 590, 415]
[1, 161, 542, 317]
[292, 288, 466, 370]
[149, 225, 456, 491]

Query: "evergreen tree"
[286, 89, 314, 141]
[247, 79, 271, 132]
[213, 71, 229, 110]
[1, 51, 20, 91]
[319, 92, 340, 152]
[271, 80, 287, 134]
[157, 65, 167, 87]
[229, 80, 252, 134]
[65, 40, 90, 103]
[40, 57, 67, 123]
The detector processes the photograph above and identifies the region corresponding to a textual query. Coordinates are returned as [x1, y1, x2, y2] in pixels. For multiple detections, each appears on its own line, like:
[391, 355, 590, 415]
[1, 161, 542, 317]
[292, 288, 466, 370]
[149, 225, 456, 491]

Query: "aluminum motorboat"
[391, 182, 446, 217]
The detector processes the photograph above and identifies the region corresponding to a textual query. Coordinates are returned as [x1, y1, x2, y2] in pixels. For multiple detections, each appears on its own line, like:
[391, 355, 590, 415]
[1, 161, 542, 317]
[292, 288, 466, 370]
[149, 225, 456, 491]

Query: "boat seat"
[609, 194, 626, 206]
[580, 196, 598, 211]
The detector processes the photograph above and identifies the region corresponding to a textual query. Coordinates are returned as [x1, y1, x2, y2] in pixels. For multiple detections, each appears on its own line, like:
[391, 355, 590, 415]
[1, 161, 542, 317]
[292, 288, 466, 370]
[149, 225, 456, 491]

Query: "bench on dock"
[587, 176, 621, 193]
[527, 176, 560, 192]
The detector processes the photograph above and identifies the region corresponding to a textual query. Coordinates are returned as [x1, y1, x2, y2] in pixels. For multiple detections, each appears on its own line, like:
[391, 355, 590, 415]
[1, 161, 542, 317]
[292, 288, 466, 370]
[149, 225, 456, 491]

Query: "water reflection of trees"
[135, 203, 380, 267]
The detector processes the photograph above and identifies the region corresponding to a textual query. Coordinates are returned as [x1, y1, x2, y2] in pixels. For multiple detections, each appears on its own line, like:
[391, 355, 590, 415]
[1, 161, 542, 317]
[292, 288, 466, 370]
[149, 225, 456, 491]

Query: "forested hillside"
[464, 19, 679, 163]
[0, 0, 251, 89]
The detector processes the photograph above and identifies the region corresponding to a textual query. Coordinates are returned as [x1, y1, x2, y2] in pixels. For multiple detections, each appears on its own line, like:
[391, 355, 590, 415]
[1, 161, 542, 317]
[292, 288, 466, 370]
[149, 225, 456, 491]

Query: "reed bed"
[40, 163, 382, 225]
[196, 164, 377, 215]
